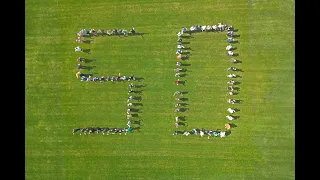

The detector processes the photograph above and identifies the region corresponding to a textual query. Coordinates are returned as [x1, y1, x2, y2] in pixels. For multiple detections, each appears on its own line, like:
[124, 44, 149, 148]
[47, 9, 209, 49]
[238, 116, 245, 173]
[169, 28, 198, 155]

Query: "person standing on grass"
[183, 131, 190, 136]
[75, 46, 82, 52]
[227, 108, 236, 114]
[177, 44, 185, 49]
[76, 71, 81, 79]
[127, 96, 133, 102]
[127, 120, 132, 127]
[175, 68, 182, 72]
[227, 99, 236, 104]
[125, 127, 132, 135]
[227, 51, 234, 56]
[77, 57, 84, 62]
[175, 122, 179, 128]
[130, 28, 136, 36]
[175, 73, 180, 77]
[175, 79, 180, 85]
[227, 80, 235, 84]
[177, 31, 182, 38]
[200, 130, 204, 137]
[126, 114, 132, 119]
[226, 44, 232, 51]
[72, 128, 81, 135]
[191, 129, 198, 135]
[102, 128, 110, 135]
[127, 102, 133, 107]
[76, 64, 83, 70]
[127, 108, 131, 114]
[173, 91, 182, 96]
[226, 115, 234, 120]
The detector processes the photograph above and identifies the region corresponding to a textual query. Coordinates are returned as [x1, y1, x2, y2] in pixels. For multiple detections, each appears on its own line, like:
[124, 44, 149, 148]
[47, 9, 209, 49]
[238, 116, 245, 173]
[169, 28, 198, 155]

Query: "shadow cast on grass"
[83, 40, 93, 44]
[83, 49, 91, 54]
[135, 85, 146, 88]
[233, 87, 240, 91]
[131, 114, 139, 117]
[132, 120, 142, 125]
[181, 35, 194, 39]
[230, 40, 239, 44]
[178, 122, 188, 126]
[229, 123, 237, 128]
[133, 90, 144, 94]
[80, 65, 96, 71]
[130, 108, 140, 112]
[178, 116, 187, 121]
[84, 59, 96, 63]
[182, 51, 190, 55]
[135, 77, 144, 81]
[179, 108, 189, 112]
[134, 96, 142, 101]
[132, 126, 141, 132]
[132, 103, 143, 106]
[225, 130, 231, 136]
[176, 97, 188, 101]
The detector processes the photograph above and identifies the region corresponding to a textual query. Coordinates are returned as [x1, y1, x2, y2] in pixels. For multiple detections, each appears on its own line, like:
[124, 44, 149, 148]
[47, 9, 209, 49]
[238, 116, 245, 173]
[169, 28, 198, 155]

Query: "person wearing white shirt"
[75, 46, 82, 52]
[227, 74, 236, 78]
[226, 45, 232, 50]
[226, 115, 234, 120]
[227, 108, 236, 114]
[228, 51, 234, 56]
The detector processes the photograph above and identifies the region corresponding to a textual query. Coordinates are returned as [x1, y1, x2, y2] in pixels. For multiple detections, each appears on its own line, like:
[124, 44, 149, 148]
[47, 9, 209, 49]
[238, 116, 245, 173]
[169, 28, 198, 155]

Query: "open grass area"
[26, 0, 294, 179]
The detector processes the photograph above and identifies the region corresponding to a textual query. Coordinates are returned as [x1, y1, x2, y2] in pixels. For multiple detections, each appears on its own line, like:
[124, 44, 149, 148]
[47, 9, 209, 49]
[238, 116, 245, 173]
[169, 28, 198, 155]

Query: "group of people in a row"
[173, 127, 230, 139]
[225, 26, 241, 122]
[173, 31, 189, 129]
[173, 25, 241, 137]
[178, 23, 233, 35]
[77, 73, 135, 82]
[126, 82, 137, 128]
[72, 127, 132, 135]
[73, 27, 142, 136]
[77, 28, 136, 38]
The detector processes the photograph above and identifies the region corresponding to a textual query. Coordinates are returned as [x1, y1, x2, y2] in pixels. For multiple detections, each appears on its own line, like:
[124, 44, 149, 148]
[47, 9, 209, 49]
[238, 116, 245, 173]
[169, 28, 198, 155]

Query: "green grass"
[26, 0, 294, 179]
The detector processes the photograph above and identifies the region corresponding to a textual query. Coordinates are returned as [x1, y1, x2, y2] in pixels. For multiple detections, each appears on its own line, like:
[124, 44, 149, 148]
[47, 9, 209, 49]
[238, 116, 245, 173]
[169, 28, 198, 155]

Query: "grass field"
[25, 0, 295, 179]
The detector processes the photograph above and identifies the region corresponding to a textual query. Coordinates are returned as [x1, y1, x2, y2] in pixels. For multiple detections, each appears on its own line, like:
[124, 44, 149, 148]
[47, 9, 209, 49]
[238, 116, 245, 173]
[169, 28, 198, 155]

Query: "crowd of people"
[74, 28, 138, 82]
[225, 27, 241, 122]
[72, 25, 241, 138]
[173, 24, 240, 139]
[72, 127, 132, 136]
[72, 28, 141, 136]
